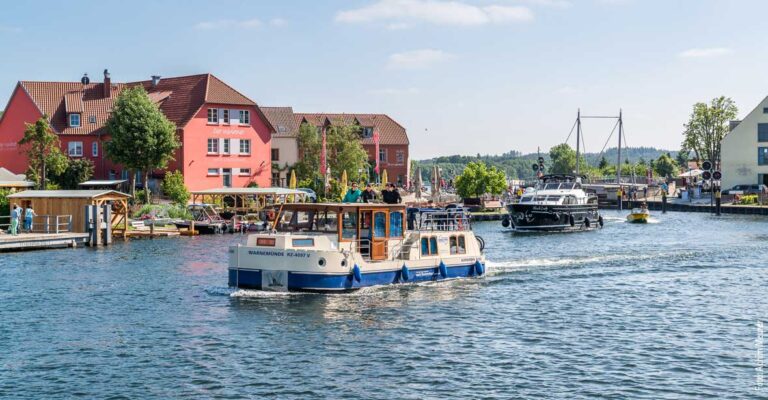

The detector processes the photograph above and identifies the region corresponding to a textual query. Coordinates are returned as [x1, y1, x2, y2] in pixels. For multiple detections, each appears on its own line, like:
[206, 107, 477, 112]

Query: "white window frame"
[239, 168, 251, 176]
[207, 168, 220, 176]
[207, 108, 219, 124]
[207, 138, 219, 154]
[239, 139, 251, 155]
[222, 138, 230, 154]
[396, 150, 404, 164]
[69, 114, 81, 127]
[68, 141, 83, 157]
[222, 109, 230, 124]
[379, 148, 387, 162]
[92, 142, 98, 157]
[239, 110, 250, 125]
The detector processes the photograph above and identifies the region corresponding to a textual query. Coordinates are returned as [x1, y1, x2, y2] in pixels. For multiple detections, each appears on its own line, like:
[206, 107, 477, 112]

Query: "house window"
[88, 115, 96, 124]
[69, 114, 81, 127]
[207, 168, 219, 176]
[760, 148, 768, 166]
[240, 168, 251, 176]
[240, 139, 251, 154]
[362, 127, 373, 138]
[271, 148, 280, 161]
[207, 108, 218, 124]
[68, 141, 83, 157]
[379, 148, 387, 162]
[109, 170, 116, 180]
[222, 138, 230, 154]
[207, 138, 219, 154]
[763, 107, 768, 114]
[239, 110, 250, 125]
[92, 142, 98, 157]
[759, 124, 768, 142]
[277, 125, 288, 133]
[222, 109, 230, 124]
[396, 150, 404, 163]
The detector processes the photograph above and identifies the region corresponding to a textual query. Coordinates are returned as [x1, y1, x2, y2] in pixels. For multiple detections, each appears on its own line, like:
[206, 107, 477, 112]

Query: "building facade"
[0, 71, 274, 192]
[721, 96, 768, 189]
[261, 107, 299, 187]
[261, 110, 410, 187]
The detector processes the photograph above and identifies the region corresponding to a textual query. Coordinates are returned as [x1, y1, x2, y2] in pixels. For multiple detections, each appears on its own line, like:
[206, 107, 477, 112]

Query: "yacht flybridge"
[228, 203, 486, 292]
[505, 174, 602, 232]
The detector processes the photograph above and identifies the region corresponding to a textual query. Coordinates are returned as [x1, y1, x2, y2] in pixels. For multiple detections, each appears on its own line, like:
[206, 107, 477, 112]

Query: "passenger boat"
[228, 203, 486, 292]
[626, 204, 650, 223]
[503, 174, 602, 232]
[173, 204, 228, 234]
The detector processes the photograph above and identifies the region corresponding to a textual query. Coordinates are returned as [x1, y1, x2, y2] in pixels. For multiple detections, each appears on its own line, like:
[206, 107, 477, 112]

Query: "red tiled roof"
[261, 107, 298, 137]
[17, 73, 269, 135]
[294, 113, 409, 145]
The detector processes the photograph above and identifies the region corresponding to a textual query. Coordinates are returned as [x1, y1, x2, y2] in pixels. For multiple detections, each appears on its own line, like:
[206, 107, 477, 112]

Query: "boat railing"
[414, 209, 471, 232]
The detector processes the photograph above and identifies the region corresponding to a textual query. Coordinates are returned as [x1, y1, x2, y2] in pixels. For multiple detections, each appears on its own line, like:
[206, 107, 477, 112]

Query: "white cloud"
[678, 47, 733, 58]
[336, 0, 533, 26]
[387, 49, 453, 69]
[194, 18, 263, 30]
[269, 18, 287, 27]
[370, 87, 421, 95]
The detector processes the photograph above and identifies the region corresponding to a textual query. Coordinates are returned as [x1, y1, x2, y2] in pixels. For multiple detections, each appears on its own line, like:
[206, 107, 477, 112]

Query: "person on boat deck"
[343, 183, 362, 203]
[9, 204, 20, 236]
[24, 205, 36, 233]
[382, 183, 402, 204]
[361, 183, 377, 203]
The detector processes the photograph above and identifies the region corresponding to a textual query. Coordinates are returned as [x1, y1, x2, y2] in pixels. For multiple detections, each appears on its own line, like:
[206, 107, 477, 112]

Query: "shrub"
[161, 170, 190, 205]
[739, 194, 758, 205]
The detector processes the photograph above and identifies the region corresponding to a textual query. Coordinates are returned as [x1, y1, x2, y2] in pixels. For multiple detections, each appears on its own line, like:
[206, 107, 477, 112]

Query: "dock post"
[715, 189, 721, 216]
[150, 223, 155, 239]
[661, 191, 667, 214]
[190, 220, 195, 234]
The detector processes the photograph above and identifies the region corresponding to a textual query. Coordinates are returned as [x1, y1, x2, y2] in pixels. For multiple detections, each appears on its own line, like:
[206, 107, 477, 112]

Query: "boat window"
[390, 212, 403, 237]
[292, 238, 314, 247]
[546, 195, 561, 202]
[458, 235, 466, 254]
[574, 183, 582, 189]
[430, 237, 438, 255]
[450, 235, 466, 255]
[256, 238, 276, 246]
[341, 212, 358, 240]
[449, 236, 458, 254]
[421, 237, 430, 255]
[520, 196, 532, 203]
[314, 211, 338, 233]
[535, 196, 547, 202]
[544, 183, 560, 190]
[373, 212, 387, 238]
[560, 182, 575, 190]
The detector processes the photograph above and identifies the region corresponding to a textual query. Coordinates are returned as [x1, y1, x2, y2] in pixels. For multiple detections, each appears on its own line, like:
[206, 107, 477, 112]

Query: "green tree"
[675, 150, 689, 168]
[52, 158, 94, 189]
[653, 153, 678, 178]
[18, 116, 68, 189]
[161, 170, 190, 205]
[549, 143, 577, 174]
[682, 96, 737, 165]
[326, 124, 369, 182]
[598, 156, 609, 170]
[294, 122, 321, 182]
[105, 86, 179, 204]
[455, 161, 507, 199]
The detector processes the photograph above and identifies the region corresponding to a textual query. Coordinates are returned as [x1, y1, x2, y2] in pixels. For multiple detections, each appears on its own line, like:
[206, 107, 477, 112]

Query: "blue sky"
[1, 0, 767, 159]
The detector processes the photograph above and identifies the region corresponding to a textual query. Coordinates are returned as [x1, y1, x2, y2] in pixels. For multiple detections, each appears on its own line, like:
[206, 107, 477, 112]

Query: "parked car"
[722, 184, 768, 195]
[297, 188, 317, 202]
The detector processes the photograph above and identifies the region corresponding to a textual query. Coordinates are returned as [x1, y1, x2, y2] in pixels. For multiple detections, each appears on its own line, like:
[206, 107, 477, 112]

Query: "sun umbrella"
[288, 169, 297, 202]
[415, 167, 423, 199]
[340, 170, 348, 201]
[381, 169, 388, 186]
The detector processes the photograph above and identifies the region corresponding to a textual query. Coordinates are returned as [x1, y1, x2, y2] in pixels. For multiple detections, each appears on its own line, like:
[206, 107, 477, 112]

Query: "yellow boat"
[626, 207, 650, 223]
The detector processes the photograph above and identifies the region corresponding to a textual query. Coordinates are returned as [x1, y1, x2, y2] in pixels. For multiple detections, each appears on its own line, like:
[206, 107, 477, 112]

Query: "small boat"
[503, 174, 602, 232]
[228, 203, 486, 292]
[626, 206, 650, 223]
[173, 204, 228, 234]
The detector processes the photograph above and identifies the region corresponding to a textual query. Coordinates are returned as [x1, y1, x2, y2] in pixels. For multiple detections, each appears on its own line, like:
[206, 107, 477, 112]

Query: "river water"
[1, 211, 767, 399]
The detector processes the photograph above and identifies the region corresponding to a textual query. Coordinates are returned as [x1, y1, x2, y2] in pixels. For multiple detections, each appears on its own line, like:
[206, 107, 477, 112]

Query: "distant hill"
[415, 147, 676, 181]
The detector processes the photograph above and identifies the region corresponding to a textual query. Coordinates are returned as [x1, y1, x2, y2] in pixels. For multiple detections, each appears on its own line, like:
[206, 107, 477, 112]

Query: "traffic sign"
[702, 160, 713, 171]
[712, 170, 722, 180]
[702, 171, 712, 180]
[532, 164, 539, 171]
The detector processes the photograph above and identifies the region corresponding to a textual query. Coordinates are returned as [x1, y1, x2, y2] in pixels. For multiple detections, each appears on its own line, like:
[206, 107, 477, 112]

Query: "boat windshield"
[559, 182, 575, 190]
[544, 183, 560, 190]
[275, 210, 339, 234]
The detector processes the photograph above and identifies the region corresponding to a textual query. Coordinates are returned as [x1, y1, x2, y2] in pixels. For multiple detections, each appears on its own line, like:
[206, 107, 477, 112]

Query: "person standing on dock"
[24, 205, 36, 233]
[9, 204, 20, 236]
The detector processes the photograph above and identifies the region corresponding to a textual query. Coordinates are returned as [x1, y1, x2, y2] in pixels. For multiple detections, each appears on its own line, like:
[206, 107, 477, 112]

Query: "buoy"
[501, 217, 510, 228]
[401, 264, 410, 281]
[569, 214, 575, 227]
[439, 261, 448, 278]
[584, 218, 591, 228]
[475, 235, 485, 252]
[474, 260, 484, 276]
[352, 264, 362, 283]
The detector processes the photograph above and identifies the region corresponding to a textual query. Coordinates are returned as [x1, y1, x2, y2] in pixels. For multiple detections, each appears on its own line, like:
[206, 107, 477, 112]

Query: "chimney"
[151, 75, 161, 88]
[103, 69, 111, 98]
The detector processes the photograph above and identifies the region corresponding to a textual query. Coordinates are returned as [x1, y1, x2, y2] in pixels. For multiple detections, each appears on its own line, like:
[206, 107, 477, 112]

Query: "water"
[1, 211, 767, 399]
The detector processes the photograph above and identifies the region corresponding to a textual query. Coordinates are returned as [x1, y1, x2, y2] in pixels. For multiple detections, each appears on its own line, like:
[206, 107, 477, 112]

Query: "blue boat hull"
[228, 263, 485, 292]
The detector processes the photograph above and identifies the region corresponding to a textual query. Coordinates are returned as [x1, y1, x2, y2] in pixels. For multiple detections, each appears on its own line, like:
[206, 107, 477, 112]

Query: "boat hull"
[626, 213, 649, 223]
[228, 262, 485, 292]
[505, 203, 601, 232]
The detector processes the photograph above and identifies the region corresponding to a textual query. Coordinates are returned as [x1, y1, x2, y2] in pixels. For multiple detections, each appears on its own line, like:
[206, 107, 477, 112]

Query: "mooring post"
[150, 222, 155, 239]
[715, 189, 721, 216]
[662, 191, 667, 214]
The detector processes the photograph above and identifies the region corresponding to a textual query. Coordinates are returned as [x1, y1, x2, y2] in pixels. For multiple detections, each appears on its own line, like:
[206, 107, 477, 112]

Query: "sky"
[1, 0, 767, 159]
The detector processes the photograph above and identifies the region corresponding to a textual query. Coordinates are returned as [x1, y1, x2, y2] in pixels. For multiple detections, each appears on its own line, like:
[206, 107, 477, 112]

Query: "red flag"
[373, 129, 380, 175]
[320, 126, 327, 176]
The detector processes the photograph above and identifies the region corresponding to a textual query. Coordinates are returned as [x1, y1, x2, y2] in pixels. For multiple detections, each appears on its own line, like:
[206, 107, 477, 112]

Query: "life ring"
[475, 235, 485, 252]
[266, 210, 276, 221]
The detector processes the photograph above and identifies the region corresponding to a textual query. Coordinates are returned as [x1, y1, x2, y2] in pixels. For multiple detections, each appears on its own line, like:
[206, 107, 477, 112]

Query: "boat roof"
[539, 174, 585, 182]
[277, 202, 407, 212]
[79, 179, 127, 186]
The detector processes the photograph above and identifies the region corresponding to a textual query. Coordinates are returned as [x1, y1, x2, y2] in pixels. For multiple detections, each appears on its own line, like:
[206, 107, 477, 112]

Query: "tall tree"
[682, 96, 737, 166]
[653, 153, 678, 178]
[598, 155, 609, 170]
[455, 161, 507, 199]
[52, 158, 94, 189]
[105, 86, 179, 203]
[18, 116, 68, 189]
[326, 124, 369, 182]
[294, 122, 322, 182]
[549, 143, 577, 174]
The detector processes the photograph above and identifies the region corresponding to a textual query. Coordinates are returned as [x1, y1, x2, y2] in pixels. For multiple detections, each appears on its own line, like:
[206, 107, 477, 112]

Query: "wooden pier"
[0, 232, 89, 252]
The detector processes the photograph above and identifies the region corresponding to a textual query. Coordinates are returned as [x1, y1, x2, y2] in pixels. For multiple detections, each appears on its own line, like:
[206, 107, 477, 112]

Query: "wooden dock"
[0, 232, 89, 252]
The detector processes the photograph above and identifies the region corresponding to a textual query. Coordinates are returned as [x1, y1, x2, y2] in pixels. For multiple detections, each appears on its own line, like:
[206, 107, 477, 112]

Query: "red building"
[0, 70, 274, 192]
[294, 113, 410, 186]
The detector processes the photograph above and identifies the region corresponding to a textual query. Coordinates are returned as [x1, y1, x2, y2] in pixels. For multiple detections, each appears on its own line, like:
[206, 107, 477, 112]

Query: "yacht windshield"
[559, 182, 575, 190]
[544, 183, 560, 190]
